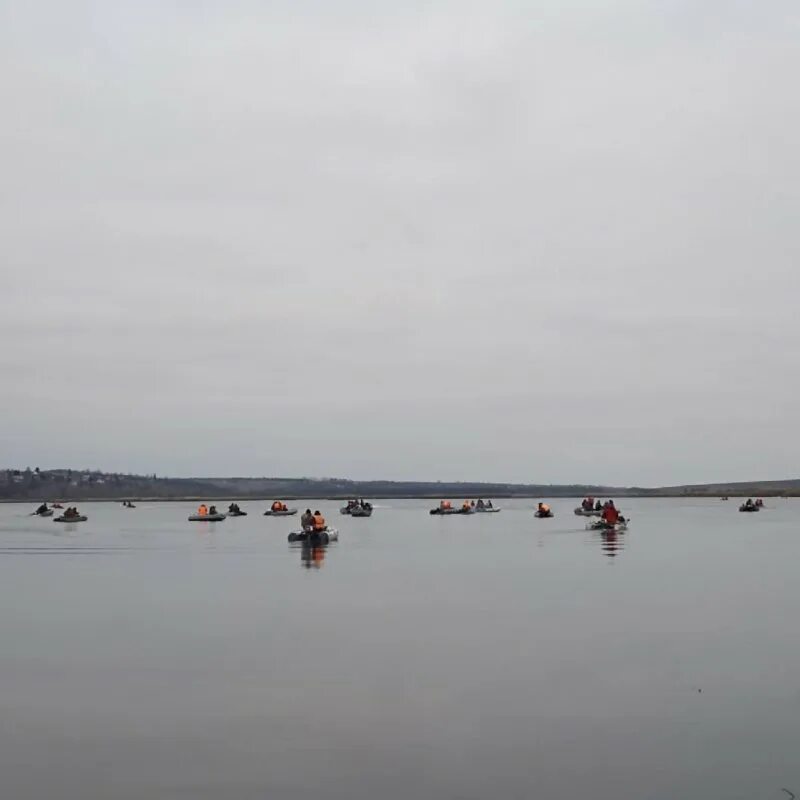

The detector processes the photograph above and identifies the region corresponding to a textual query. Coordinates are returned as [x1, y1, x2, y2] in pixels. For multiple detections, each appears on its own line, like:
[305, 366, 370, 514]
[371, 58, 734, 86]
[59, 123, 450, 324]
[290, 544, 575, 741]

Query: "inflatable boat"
[188, 513, 226, 522]
[54, 515, 88, 523]
[288, 528, 339, 544]
[574, 507, 602, 517]
[264, 508, 297, 516]
[587, 519, 628, 532]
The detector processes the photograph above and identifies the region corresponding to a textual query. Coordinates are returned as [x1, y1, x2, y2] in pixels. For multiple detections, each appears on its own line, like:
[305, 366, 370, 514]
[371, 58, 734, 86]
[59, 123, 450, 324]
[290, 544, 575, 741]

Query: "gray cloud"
[2, 1, 799, 484]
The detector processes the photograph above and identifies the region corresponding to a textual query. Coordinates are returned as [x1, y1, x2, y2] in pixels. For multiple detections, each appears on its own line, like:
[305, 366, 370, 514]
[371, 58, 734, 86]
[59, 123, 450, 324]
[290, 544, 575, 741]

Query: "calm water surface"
[1, 498, 798, 799]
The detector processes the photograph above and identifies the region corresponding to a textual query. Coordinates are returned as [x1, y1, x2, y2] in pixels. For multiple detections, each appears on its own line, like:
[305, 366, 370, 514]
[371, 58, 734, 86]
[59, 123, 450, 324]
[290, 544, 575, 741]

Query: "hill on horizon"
[2, 468, 800, 501]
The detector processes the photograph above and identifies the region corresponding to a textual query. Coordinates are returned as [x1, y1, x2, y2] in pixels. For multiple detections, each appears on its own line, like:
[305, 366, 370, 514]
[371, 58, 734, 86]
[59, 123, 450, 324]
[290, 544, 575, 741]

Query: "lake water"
[0, 498, 798, 799]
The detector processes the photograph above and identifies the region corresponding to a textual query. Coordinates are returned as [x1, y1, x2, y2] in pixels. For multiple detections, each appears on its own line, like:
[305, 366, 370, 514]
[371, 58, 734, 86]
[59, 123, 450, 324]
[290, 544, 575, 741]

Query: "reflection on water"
[4, 499, 800, 800]
[597, 528, 625, 558]
[290, 541, 332, 569]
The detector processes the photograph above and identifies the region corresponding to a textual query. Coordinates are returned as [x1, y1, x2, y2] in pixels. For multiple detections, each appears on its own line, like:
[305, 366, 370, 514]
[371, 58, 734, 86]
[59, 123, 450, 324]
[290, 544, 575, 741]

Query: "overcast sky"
[1, 1, 798, 485]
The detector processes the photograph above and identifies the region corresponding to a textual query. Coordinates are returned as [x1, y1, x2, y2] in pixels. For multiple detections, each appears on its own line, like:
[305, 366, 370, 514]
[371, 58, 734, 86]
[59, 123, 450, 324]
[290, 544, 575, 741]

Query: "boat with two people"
[475, 499, 500, 513]
[535, 502, 554, 518]
[54, 507, 88, 523]
[288, 509, 339, 543]
[739, 498, 761, 513]
[264, 501, 297, 516]
[430, 500, 475, 515]
[33, 503, 54, 517]
[227, 503, 247, 517]
[574, 497, 603, 516]
[121, 500, 136, 509]
[188, 503, 226, 522]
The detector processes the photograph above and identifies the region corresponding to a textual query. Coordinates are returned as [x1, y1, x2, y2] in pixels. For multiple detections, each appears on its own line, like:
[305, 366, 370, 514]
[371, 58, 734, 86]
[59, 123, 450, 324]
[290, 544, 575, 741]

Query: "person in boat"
[36, 502, 49, 514]
[755, 498, 763, 507]
[462, 501, 471, 511]
[312, 510, 326, 531]
[538, 502, 551, 515]
[209, 505, 218, 515]
[476, 499, 485, 509]
[301, 508, 314, 530]
[582, 497, 592, 511]
[440, 500, 452, 511]
[595, 499, 603, 511]
[744, 498, 754, 509]
[486, 499, 493, 509]
[602, 501, 619, 525]
[198, 503, 208, 516]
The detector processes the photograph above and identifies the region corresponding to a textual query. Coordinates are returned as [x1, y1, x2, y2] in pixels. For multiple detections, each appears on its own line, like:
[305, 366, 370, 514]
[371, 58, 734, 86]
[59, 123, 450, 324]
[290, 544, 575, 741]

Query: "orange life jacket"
[198, 504, 208, 516]
[313, 514, 326, 530]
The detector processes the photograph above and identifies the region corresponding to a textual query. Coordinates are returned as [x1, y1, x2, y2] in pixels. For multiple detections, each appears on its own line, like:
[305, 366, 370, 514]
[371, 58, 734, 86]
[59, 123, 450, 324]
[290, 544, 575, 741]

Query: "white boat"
[288, 528, 339, 543]
[574, 507, 602, 517]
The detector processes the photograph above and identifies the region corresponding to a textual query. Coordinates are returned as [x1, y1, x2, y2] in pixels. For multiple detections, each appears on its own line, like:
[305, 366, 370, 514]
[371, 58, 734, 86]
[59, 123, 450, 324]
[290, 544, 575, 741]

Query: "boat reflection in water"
[289, 541, 330, 570]
[596, 527, 626, 558]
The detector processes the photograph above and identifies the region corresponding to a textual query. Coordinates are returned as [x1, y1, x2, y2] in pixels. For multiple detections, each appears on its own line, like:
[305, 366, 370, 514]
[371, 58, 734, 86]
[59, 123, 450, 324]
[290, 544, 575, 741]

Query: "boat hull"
[288, 529, 339, 543]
